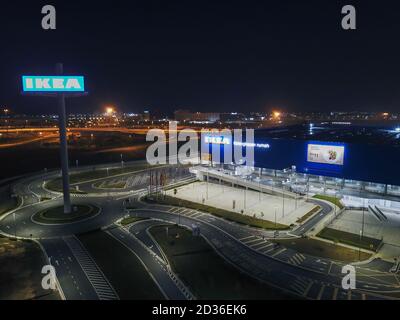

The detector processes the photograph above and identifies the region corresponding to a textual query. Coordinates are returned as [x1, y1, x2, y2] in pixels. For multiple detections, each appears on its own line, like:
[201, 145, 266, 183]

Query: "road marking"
[238, 235, 255, 241]
[289, 253, 306, 266]
[317, 285, 325, 300]
[271, 247, 286, 257]
[261, 245, 277, 254]
[63, 236, 119, 300]
[327, 262, 333, 274]
[291, 277, 310, 296]
[332, 287, 338, 300]
[243, 238, 264, 245]
[251, 241, 271, 250]
[303, 282, 313, 297]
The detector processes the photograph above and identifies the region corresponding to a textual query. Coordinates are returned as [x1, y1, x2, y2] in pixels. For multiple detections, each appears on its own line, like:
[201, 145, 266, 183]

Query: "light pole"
[362, 198, 365, 237]
[206, 171, 209, 199]
[13, 211, 16, 238]
[56, 63, 71, 214]
[334, 191, 337, 217]
[244, 187, 247, 209]
[359, 229, 362, 261]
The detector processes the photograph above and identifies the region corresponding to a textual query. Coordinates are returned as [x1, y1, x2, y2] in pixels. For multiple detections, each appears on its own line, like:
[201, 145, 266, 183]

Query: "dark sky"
[1, 0, 400, 116]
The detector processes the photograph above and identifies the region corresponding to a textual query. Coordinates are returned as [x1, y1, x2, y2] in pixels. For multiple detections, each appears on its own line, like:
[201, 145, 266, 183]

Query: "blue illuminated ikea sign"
[22, 76, 85, 92]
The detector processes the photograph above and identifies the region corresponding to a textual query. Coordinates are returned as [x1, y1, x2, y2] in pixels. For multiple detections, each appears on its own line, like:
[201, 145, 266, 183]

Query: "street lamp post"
[359, 229, 362, 261]
[206, 171, 209, 200]
[13, 211, 16, 238]
[56, 63, 72, 214]
[244, 187, 247, 209]
[362, 198, 365, 237]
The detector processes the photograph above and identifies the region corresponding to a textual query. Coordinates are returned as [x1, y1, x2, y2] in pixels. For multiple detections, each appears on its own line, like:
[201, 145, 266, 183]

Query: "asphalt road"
[1, 161, 399, 300]
[107, 226, 191, 300]
[40, 238, 98, 300]
[132, 206, 400, 299]
[290, 199, 333, 236]
[128, 219, 170, 261]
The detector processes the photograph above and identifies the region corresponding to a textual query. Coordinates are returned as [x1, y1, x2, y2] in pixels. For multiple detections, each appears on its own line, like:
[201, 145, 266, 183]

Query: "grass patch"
[313, 194, 344, 209]
[0, 237, 60, 300]
[317, 228, 382, 252]
[77, 231, 164, 300]
[32, 204, 99, 224]
[296, 206, 320, 224]
[120, 216, 148, 226]
[149, 225, 295, 299]
[93, 180, 126, 189]
[145, 195, 289, 230]
[273, 238, 371, 262]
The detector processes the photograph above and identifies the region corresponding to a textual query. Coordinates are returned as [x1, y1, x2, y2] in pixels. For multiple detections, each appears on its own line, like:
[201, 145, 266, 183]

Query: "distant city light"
[106, 107, 115, 115]
[273, 111, 281, 118]
[395, 127, 400, 132]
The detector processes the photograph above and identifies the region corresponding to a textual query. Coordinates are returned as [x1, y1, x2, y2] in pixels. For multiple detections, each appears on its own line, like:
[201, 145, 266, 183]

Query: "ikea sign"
[22, 76, 85, 92]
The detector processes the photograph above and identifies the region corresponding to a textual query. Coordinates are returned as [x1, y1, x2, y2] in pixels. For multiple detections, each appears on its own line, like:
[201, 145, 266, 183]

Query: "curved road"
[1, 162, 399, 300]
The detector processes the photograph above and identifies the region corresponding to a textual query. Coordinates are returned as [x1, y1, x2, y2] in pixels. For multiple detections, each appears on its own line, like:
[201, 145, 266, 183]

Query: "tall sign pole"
[56, 63, 71, 213]
[22, 64, 86, 214]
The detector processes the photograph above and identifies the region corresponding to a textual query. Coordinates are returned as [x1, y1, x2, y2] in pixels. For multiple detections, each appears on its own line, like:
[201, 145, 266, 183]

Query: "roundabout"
[31, 204, 100, 225]
[0, 163, 185, 239]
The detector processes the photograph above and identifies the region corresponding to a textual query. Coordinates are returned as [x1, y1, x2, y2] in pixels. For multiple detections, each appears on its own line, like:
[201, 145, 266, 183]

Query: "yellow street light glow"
[273, 111, 281, 118]
[106, 107, 114, 115]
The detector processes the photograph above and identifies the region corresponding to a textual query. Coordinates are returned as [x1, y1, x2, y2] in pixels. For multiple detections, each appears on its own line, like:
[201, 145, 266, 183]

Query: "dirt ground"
[0, 237, 60, 300]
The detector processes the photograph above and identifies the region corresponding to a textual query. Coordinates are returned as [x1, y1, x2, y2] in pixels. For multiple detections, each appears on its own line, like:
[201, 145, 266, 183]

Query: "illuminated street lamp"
[382, 112, 389, 119]
[106, 106, 115, 115]
[272, 111, 281, 122]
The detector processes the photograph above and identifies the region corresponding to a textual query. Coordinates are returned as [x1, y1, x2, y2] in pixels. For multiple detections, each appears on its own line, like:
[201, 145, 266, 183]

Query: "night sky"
[1, 0, 400, 116]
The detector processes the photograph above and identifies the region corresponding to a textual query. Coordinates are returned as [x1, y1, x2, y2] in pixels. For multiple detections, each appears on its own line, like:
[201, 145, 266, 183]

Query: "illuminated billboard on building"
[307, 144, 345, 166]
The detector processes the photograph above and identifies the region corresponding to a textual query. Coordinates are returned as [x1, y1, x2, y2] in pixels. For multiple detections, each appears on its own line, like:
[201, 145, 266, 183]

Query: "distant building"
[174, 110, 220, 123]
[220, 112, 245, 123]
[174, 110, 193, 122]
[142, 110, 150, 121]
